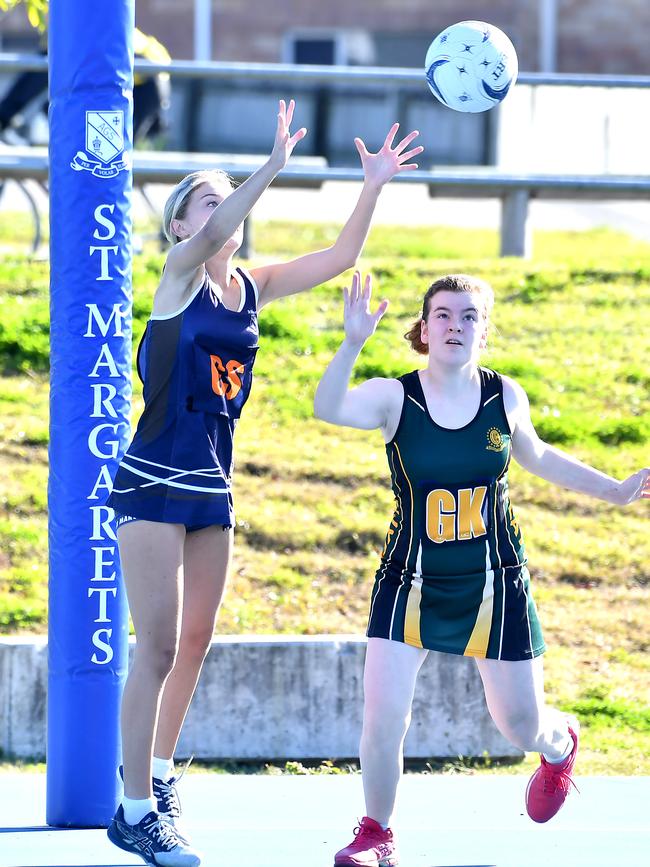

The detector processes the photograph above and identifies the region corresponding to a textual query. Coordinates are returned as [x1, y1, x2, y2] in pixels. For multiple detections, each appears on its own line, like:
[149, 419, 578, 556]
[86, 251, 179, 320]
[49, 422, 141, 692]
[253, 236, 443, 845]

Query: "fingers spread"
[395, 130, 420, 152]
[399, 146, 424, 163]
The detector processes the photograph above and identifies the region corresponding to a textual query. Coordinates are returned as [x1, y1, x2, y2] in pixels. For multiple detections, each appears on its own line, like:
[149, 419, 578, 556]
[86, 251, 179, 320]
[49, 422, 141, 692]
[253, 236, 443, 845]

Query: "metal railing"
[2, 144, 649, 258]
[1, 56, 649, 258]
[0, 53, 649, 88]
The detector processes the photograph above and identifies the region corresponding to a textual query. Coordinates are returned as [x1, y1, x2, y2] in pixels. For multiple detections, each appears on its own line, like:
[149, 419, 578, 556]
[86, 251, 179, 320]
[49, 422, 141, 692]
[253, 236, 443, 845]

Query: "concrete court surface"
[1, 772, 649, 867]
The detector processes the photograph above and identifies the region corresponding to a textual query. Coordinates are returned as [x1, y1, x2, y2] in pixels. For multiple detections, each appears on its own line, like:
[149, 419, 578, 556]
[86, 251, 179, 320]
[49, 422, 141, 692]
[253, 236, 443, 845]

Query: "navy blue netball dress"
[107, 267, 259, 529]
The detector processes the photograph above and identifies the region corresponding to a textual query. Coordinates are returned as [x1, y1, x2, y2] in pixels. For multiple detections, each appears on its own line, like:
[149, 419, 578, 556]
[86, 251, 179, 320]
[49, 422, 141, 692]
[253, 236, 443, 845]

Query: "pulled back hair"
[404, 274, 495, 354]
[162, 169, 235, 245]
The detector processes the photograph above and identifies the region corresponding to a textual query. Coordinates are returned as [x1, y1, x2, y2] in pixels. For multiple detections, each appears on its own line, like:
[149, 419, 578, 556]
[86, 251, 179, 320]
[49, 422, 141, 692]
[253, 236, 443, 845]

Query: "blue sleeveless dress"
[107, 267, 259, 529]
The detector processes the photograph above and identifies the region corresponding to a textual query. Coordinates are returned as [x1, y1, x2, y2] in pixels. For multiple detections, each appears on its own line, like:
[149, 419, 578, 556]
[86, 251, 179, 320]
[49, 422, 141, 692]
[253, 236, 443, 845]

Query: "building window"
[284, 30, 374, 66]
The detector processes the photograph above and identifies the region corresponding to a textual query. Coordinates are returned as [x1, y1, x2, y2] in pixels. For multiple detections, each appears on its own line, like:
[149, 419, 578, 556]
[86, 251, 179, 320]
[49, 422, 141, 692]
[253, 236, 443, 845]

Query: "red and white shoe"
[526, 722, 580, 823]
[334, 816, 398, 867]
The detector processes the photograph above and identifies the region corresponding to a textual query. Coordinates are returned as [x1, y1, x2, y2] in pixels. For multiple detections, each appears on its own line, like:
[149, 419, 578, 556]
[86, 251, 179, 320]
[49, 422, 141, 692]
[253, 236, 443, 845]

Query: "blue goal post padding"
[47, 0, 134, 827]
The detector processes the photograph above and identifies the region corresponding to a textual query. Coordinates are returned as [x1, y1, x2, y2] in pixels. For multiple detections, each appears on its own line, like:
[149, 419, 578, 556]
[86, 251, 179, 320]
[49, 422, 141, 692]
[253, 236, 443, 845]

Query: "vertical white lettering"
[90, 506, 117, 541]
[87, 465, 114, 501]
[88, 586, 117, 622]
[90, 383, 119, 418]
[88, 423, 120, 460]
[91, 546, 117, 581]
[84, 303, 127, 337]
[89, 343, 120, 378]
[93, 203, 117, 240]
[89, 245, 118, 281]
[86, 201, 127, 666]
[91, 628, 114, 665]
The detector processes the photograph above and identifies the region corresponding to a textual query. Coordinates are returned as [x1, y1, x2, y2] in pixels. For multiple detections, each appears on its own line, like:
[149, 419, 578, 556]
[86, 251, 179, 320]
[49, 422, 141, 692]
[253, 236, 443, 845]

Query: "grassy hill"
[1, 221, 649, 773]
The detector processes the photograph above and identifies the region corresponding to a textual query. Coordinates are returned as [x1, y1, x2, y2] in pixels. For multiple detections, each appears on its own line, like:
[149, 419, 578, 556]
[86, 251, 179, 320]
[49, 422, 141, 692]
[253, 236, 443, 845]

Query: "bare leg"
[475, 656, 572, 759]
[118, 520, 185, 799]
[360, 637, 428, 826]
[154, 525, 233, 760]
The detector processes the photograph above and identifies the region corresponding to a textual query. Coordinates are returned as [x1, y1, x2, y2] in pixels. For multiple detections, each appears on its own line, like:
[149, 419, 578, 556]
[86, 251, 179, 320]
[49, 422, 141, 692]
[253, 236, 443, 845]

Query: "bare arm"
[505, 376, 650, 506]
[252, 124, 423, 309]
[314, 272, 402, 435]
[165, 99, 307, 284]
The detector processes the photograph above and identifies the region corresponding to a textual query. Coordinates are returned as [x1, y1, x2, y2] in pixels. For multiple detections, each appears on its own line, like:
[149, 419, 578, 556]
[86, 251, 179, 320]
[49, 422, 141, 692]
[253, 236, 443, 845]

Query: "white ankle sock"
[543, 733, 573, 764]
[152, 756, 175, 782]
[122, 796, 157, 825]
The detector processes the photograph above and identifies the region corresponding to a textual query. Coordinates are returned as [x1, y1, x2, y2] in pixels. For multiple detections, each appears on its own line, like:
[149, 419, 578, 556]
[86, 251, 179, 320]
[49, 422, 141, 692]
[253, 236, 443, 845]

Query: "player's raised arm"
[252, 124, 423, 308]
[505, 376, 650, 506]
[165, 99, 306, 282]
[314, 272, 401, 433]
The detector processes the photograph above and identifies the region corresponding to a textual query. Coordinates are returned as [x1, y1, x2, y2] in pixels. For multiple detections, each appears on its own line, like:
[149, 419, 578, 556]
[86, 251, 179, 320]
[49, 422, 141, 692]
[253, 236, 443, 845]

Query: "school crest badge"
[486, 427, 507, 452]
[71, 110, 129, 178]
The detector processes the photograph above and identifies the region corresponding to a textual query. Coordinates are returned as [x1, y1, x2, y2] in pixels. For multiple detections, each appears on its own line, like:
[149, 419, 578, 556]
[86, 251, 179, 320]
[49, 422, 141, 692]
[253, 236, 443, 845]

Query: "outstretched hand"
[355, 123, 424, 189]
[268, 99, 307, 171]
[343, 271, 388, 348]
[615, 468, 650, 505]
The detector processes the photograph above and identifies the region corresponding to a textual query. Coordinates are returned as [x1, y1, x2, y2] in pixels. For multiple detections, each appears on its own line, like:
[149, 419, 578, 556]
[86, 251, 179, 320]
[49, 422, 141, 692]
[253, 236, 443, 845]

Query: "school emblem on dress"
[486, 426, 507, 452]
[70, 110, 129, 178]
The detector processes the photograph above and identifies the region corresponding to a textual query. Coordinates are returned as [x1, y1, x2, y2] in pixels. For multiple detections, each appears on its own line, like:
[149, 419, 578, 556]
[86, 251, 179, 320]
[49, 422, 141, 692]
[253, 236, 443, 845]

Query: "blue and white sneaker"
[153, 773, 183, 824]
[153, 757, 192, 827]
[107, 806, 201, 866]
[119, 761, 190, 832]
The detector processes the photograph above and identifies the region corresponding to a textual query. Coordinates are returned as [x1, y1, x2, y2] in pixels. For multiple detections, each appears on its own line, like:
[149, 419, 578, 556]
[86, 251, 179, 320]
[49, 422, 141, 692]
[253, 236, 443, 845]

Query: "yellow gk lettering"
[426, 489, 456, 543]
[426, 486, 487, 544]
[458, 487, 487, 540]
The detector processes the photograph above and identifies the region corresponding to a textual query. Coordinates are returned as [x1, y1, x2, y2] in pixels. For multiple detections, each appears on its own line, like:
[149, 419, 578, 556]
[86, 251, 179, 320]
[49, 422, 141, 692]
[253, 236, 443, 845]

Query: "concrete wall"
[0, 635, 520, 761]
[0, 637, 48, 759]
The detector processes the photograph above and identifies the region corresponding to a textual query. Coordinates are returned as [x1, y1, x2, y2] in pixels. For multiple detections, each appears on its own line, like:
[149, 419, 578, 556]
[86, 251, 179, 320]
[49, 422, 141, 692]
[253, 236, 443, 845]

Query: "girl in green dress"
[315, 271, 649, 867]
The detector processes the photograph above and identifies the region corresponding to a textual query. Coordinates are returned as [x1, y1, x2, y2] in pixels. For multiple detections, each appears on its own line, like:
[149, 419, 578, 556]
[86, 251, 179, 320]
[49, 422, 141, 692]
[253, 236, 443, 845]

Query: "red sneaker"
[526, 723, 580, 823]
[334, 816, 398, 867]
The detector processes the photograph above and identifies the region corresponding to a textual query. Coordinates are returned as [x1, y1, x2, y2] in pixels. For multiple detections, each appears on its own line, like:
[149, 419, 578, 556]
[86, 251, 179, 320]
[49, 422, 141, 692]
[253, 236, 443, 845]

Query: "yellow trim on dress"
[403, 575, 424, 648]
[464, 570, 495, 658]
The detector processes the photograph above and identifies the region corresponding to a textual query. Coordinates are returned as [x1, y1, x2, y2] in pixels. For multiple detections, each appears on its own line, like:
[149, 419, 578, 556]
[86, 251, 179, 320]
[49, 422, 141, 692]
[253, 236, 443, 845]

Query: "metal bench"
[1, 146, 649, 257]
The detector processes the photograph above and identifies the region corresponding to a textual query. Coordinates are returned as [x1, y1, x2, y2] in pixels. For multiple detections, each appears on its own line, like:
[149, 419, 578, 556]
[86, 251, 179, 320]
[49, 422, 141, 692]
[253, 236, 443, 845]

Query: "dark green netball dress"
[367, 367, 545, 660]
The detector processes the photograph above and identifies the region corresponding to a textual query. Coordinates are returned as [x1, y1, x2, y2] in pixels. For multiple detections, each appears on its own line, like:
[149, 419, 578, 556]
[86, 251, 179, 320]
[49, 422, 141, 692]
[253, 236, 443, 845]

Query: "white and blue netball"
[425, 20, 518, 113]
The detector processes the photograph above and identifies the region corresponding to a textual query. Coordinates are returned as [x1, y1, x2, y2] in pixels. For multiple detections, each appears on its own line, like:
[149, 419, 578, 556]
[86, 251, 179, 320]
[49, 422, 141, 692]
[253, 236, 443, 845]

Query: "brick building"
[140, 0, 650, 75]
[0, 0, 649, 74]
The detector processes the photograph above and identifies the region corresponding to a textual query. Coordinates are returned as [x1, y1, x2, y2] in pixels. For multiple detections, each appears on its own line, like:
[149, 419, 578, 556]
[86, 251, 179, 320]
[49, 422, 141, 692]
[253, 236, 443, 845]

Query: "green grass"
[0, 220, 649, 772]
